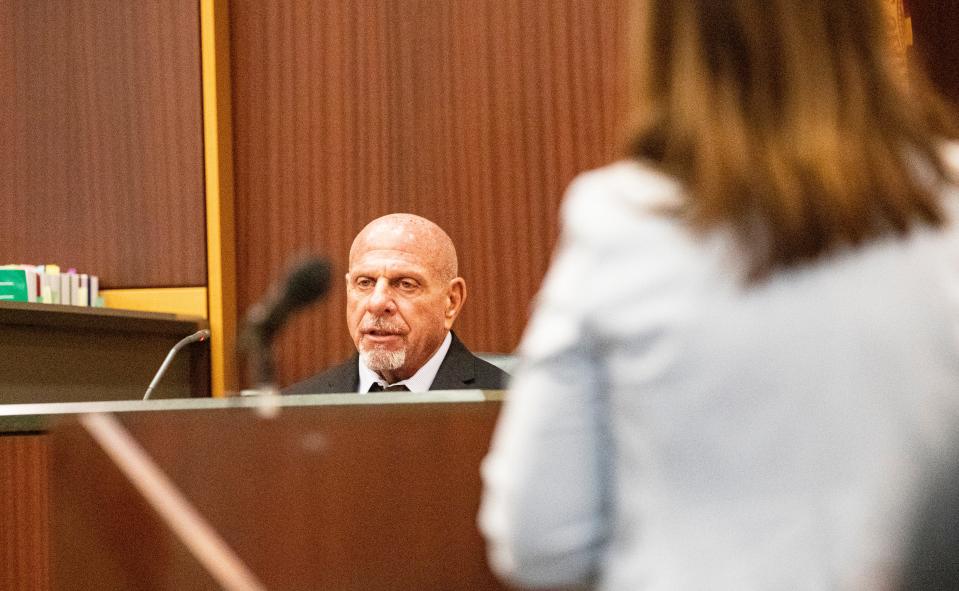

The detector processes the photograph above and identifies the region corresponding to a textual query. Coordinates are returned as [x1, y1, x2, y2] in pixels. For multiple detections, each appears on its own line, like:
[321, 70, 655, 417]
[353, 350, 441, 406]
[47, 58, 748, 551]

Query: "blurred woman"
[479, 0, 959, 589]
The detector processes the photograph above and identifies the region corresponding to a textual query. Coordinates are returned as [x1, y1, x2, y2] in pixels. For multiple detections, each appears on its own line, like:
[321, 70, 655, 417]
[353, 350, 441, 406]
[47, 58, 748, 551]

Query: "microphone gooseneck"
[240, 257, 333, 392]
[143, 329, 211, 400]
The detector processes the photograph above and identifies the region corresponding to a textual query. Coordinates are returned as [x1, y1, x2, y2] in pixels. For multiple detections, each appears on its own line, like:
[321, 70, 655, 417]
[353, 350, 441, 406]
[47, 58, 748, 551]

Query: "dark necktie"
[368, 383, 410, 392]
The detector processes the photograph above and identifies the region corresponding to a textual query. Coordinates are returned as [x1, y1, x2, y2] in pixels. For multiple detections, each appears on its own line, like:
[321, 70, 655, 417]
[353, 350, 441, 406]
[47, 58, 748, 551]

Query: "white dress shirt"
[480, 146, 959, 590]
[358, 331, 453, 393]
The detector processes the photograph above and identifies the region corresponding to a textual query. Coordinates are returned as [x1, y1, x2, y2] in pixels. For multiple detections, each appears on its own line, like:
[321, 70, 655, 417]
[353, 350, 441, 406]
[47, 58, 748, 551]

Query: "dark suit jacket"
[282, 332, 509, 394]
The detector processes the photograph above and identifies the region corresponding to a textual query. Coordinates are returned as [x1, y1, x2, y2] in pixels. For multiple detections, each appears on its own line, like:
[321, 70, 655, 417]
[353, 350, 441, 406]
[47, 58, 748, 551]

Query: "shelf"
[0, 301, 205, 335]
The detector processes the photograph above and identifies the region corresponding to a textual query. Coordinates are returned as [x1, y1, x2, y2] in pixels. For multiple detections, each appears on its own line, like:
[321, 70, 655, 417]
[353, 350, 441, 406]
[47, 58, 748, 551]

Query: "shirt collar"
[357, 331, 453, 393]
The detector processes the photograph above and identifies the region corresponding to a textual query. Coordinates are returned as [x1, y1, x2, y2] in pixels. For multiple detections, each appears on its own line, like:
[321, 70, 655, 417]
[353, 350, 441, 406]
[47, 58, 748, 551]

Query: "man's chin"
[359, 347, 407, 373]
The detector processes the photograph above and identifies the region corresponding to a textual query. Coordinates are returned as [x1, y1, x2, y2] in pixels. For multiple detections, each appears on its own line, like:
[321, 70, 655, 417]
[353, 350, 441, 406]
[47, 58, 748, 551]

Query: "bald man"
[284, 214, 509, 394]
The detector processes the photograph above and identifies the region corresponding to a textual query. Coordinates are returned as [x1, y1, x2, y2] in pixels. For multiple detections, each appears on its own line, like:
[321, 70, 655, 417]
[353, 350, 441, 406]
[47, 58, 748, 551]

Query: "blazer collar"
[428, 331, 476, 390]
[336, 331, 475, 392]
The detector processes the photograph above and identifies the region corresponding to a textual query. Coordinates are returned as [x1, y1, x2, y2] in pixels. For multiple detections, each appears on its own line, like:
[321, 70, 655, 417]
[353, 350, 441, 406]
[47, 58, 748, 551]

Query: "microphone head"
[172, 329, 212, 351]
[244, 256, 333, 346]
[280, 257, 332, 312]
[239, 256, 333, 388]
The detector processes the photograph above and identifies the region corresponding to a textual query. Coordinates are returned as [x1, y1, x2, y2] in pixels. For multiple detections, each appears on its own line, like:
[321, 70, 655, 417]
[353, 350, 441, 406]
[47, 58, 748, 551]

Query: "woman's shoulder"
[565, 159, 680, 204]
[943, 141, 959, 177]
[560, 160, 683, 238]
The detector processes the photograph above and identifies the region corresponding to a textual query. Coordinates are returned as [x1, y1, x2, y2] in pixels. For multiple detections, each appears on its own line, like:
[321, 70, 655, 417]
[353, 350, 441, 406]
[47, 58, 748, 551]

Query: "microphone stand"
[144, 330, 211, 400]
[240, 300, 281, 394]
[246, 334, 279, 395]
[239, 304, 282, 418]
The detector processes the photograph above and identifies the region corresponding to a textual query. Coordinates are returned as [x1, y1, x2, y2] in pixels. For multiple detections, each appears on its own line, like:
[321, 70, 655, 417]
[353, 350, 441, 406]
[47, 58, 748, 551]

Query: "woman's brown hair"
[625, 0, 959, 279]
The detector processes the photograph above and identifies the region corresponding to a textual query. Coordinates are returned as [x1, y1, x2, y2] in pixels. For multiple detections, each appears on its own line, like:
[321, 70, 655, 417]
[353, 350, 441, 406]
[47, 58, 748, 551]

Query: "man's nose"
[366, 278, 395, 315]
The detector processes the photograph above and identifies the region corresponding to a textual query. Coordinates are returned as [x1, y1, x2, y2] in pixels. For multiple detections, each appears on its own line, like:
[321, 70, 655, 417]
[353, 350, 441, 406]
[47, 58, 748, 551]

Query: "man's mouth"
[361, 328, 404, 344]
[365, 329, 397, 336]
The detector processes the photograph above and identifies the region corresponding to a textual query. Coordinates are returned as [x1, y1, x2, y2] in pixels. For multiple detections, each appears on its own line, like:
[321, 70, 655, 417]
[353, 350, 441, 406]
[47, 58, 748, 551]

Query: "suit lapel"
[324, 355, 361, 392]
[429, 332, 476, 390]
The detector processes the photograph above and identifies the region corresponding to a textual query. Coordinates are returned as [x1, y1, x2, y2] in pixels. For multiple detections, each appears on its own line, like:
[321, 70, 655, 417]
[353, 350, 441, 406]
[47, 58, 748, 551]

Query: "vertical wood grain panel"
[0, 434, 49, 591]
[231, 0, 625, 387]
[0, 0, 206, 288]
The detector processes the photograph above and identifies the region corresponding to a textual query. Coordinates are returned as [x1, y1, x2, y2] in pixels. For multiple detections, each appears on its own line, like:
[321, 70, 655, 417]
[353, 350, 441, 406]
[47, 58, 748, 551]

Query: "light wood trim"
[100, 287, 208, 318]
[200, 0, 238, 396]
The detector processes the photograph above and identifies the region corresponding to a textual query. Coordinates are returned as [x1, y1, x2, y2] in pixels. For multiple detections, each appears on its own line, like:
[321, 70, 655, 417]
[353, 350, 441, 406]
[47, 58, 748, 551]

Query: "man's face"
[346, 237, 463, 383]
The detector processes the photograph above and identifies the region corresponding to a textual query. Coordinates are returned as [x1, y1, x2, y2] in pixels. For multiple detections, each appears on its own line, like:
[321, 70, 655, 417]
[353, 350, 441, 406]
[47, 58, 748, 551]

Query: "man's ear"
[444, 278, 467, 329]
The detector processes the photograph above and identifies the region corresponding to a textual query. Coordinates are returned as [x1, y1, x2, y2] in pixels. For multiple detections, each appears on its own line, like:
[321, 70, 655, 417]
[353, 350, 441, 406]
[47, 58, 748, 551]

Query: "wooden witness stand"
[43, 393, 509, 590]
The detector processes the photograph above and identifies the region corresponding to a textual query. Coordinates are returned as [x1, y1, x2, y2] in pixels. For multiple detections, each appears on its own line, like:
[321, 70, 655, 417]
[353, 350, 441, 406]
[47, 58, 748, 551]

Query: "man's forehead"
[354, 221, 436, 253]
[349, 248, 431, 275]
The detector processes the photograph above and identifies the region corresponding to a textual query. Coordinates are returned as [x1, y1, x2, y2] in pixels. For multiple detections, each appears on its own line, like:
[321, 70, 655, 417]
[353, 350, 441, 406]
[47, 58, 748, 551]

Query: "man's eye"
[355, 278, 374, 289]
[398, 280, 418, 290]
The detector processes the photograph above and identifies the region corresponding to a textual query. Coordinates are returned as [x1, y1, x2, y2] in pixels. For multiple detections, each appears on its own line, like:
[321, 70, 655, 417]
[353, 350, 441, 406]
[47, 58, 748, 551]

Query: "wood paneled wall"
[231, 0, 625, 387]
[0, 434, 49, 591]
[0, 0, 206, 289]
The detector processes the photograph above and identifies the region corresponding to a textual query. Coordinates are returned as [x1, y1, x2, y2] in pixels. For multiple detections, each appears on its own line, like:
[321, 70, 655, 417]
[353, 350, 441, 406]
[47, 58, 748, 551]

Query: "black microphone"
[240, 257, 332, 390]
[143, 329, 211, 400]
